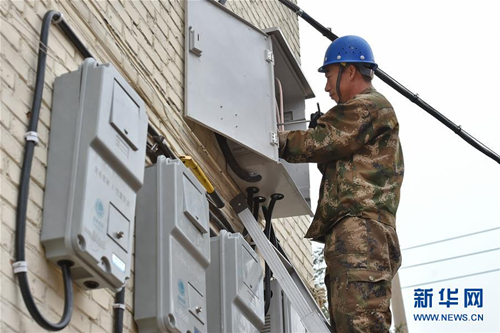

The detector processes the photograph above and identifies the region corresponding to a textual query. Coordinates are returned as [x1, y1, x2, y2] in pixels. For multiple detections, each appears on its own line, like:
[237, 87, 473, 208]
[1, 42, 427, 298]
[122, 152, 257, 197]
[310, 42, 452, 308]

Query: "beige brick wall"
[0, 0, 314, 331]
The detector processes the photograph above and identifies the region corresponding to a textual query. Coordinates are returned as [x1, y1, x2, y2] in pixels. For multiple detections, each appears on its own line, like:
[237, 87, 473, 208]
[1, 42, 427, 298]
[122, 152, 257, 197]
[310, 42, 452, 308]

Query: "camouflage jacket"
[279, 87, 404, 242]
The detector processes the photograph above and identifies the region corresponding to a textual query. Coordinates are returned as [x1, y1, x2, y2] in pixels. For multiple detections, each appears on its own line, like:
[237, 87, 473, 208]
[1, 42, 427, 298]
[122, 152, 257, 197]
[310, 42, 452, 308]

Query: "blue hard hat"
[318, 35, 378, 73]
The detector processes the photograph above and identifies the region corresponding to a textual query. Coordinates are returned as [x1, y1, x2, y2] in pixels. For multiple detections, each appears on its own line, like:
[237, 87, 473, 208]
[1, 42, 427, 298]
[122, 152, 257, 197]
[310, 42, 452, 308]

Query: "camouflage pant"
[324, 217, 401, 333]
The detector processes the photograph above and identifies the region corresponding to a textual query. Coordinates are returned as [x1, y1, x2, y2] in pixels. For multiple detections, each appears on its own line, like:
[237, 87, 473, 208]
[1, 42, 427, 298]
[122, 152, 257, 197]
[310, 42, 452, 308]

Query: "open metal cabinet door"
[185, 0, 314, 218]
[185, 0, 278, 161]
[264, 27, 315, 208]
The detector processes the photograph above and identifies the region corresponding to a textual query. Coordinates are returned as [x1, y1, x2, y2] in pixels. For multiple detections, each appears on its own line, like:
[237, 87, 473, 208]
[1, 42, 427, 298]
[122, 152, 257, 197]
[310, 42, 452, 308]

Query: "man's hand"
[308, 103, 323, 129]
[308, 110, 324, 129]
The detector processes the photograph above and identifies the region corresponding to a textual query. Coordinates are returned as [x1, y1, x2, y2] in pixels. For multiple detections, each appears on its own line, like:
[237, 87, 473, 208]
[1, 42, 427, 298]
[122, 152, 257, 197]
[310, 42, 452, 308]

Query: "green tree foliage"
[312, 245, 329, 320]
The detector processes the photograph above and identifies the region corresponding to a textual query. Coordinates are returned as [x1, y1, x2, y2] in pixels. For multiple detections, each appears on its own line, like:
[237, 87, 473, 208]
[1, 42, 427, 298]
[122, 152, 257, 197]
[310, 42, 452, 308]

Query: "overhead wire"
[402, 269, 500, 289]
[400, 228, 500, 288]
[400, 228, 500, 287]
[402, 227, 500, 251]
[400, 247, 500, 270]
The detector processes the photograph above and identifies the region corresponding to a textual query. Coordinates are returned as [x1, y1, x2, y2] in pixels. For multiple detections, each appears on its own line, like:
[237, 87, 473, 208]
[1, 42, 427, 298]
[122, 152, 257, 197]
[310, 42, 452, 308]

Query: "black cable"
[208, 200, 235, 233]
[402, 268, 500, 289]
[114, 288, 125, 333]
[54, 15, 94, 59]
[147, 124, 177, 160]
[14, 10, 77, 331]
[146, 141, 159, 163]
[402, 227, 500, 251]
[214, 133, 262, 183]
[269, 226, 284, 257]
[261, 194, 284, 315]
[276, 0, 500, 165]
[246, 187, 259, 212]
[252, 196, 266, 221]
[374, 69, 500, 164]
[401, 247, 500, 270]
[209, 211, 228, 232]
[262, 206, 273, 315]
[276, 0, 338, 41]
[267, 194, 284, 219]
[18, 261, 74, 331]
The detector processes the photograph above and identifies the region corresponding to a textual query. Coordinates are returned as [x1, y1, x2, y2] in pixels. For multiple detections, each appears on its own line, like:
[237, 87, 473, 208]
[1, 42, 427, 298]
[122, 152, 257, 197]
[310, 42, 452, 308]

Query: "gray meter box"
[135, 156, 210, 333]
[207, 230, 265, 333]
[262, 280, 307, 333]
[41, 58, 148, 291]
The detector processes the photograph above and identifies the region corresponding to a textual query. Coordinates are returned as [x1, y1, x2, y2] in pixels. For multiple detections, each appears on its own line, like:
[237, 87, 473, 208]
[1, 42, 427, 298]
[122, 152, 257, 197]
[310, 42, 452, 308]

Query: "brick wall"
[0, 0, 314, 331]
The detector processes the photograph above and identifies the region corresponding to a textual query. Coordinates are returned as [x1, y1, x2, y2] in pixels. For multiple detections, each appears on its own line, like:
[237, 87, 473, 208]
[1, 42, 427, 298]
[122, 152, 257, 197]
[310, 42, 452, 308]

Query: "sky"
[296, 0, 500, 332]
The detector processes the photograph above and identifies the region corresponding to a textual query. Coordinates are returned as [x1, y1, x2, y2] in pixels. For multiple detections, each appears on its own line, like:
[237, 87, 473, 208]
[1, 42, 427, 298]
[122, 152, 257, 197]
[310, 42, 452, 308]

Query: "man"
[278, 35, 404, 332]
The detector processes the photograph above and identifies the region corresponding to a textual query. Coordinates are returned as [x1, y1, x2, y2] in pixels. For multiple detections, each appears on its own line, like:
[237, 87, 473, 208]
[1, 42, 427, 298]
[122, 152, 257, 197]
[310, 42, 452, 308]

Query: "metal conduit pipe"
[275, 78, 285, 131]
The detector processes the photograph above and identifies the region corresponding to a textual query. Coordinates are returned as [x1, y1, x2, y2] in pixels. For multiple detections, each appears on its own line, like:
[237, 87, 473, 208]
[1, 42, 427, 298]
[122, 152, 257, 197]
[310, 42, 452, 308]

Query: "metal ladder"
[231, 194, 332, 333]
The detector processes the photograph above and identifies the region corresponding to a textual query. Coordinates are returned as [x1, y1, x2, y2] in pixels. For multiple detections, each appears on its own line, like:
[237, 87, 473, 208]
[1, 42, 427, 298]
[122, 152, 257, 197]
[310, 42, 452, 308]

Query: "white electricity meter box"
[134, 156, 210, 333]
[185, 0, 314, 218]
[41, 58, 148, 291]
[207, 230, 265, 333]
[261, 280, 307, 333]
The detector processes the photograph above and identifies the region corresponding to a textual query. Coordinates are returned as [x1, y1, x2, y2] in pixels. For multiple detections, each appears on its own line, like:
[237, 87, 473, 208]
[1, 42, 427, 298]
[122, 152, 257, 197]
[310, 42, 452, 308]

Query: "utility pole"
[392, 272, 408, 332]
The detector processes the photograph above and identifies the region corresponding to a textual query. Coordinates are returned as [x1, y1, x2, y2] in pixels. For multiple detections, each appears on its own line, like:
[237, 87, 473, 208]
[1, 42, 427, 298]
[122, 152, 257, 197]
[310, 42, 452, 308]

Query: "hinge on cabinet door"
[265, 50, 274, 64]
[189, 26, 202, 56]
[270, 132, 278, 146]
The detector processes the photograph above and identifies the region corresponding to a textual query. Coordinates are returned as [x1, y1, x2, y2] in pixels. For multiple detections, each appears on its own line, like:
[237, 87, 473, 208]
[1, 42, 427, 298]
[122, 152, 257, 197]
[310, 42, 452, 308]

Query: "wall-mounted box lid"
[185, 0, 278, 161]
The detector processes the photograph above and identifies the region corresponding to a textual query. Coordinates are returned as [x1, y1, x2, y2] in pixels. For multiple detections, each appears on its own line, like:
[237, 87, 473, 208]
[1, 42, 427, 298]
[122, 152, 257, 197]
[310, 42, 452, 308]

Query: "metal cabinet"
[185, 0, 315, 218]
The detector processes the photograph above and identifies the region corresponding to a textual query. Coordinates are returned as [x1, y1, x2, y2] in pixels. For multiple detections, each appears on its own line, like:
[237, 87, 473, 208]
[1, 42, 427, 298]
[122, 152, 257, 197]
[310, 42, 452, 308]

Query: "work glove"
[308, 110, 324, 129]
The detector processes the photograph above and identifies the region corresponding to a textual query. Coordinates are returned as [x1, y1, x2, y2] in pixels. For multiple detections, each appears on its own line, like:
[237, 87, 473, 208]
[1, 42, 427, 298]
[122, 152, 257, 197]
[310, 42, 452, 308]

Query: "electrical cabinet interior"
[261, 280, 307, 333]
[135, 156, 210, 333]
[265, 27, 314, 208]
[185, 0, 314, 218]
[207, 230, 265, 333]
[41, 58, 148, 291]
